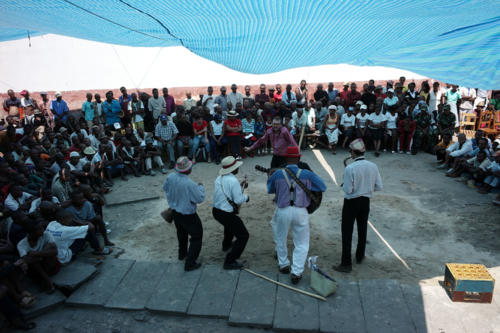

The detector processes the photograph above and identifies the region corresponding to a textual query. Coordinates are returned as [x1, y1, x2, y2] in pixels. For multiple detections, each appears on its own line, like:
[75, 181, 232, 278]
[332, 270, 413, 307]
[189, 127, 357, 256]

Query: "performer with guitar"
[212, 156, 249, 270]
[267, 146, 326, 284]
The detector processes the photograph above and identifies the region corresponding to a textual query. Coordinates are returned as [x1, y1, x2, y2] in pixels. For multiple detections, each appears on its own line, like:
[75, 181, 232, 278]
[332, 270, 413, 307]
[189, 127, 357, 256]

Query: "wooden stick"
[298, 125, 306, 151]
[243, 268, 327, 302]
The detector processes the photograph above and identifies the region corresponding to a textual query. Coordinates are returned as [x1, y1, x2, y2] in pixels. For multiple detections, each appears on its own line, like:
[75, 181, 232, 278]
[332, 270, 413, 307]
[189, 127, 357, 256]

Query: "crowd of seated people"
[0, 78, 499, 329]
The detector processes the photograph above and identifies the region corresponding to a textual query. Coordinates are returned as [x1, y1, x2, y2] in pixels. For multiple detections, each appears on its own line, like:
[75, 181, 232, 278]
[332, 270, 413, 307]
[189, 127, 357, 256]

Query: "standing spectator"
[163, 156, 205, 271]
[92, 93, 104, 125]
[273, 84, 282, 103]
[429, 82, 445, 112]
[361, 85, 376, 108]
[412, 106, 432, 154]
[128, 92, 145, 130]
[50, 91, 69, 129]
[154, 114, 178, 169]
[162, 87, 175, 115]
[326, 82, 338, 102]
[119, 87, 132, 126]
[243, 85, 255, 108]
[313, 84, 328, 104]
[296, 79, 308, 106]
[148, 88, 166, 122]
[444, 85, 461, 128]
[227, 84, 243, 111]
[102, 91, 121, 129]
[224, 110, 242, 159]
[459, 86, 476, 115]
[82, 93, 95, 128]
[3, 89, 22, 120]
[339, 82, 350, 109]
[203, 86, 217, 114]
[323, 106, 339, 154]
[399, 76, 408, 93]
[39, 91, 53, 127]
[282, 84, 297, 106]
[346, 83, 361, 108]
[183, 91, 197, 112]
[255, 84, 269, 108]
[404, 82, 420, 106]
[214, 86, 228, 112]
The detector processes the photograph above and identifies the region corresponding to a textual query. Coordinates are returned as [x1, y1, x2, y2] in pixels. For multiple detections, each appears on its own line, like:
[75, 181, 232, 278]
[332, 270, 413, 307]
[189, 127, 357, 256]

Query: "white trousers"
[272, 206, 309, 275]
[145, 156, 164, 170]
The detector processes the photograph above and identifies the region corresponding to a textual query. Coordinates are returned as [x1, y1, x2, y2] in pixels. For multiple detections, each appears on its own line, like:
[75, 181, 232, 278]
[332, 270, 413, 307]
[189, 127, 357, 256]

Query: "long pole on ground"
[243, 268, 327, 302]
[298, 126, 306, 151]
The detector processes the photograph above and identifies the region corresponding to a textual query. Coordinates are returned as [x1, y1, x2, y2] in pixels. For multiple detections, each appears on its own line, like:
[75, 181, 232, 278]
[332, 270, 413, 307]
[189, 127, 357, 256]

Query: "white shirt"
[304, 109, 316, 128]
[213, 174, 248, 213]
[128, 100, 144, 122]
[46, 221, 88, 264]
[383, 96, 399, 107]
[227, 92, 243, 110]
[429, 88, 445, 111]
[67, 159, 86, 171]
[340, 113, 355, 127]
[4, 192, 33, 211]
[17, 231, 55, 258]
[292, 111, 308, 128]
[343, 157, 383, 199]
[202, 94, 215, 114]
[368, 113, 386, 129]
[446, 139, 473, 157]
[29, 196, 60, 214]
[385, 113, 398, 129]
[356, 113, 369, 128]
[211, 120, 223, 136]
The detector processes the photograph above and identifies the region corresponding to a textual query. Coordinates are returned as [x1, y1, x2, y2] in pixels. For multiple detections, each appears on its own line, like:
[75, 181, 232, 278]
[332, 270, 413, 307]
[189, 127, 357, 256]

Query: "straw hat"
[219, 156, 243, 175]
[175, 156, 193, 173]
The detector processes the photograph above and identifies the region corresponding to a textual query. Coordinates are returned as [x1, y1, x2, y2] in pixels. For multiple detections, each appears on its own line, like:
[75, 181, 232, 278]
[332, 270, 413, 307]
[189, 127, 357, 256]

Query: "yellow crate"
[446, 263, 494, 281]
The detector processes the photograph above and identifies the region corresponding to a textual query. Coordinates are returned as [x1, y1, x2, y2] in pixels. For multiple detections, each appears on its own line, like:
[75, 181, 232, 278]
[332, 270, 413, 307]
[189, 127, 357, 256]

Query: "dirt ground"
[103, 149, 500, 285]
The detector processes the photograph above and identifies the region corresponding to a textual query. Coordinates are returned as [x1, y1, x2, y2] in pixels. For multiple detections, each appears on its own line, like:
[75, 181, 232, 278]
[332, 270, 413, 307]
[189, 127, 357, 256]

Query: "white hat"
[69, 151, 80, 158]
[55, 91, 62, 97]
[328, 105, 337, 110]
[113, 122, 121, 130]
[213, 103, 220, 108]
[360, 104, 367, 110]
[387, 88, 395, 93]
[219, 156, 243, 175]
[355, 100, 364, 106]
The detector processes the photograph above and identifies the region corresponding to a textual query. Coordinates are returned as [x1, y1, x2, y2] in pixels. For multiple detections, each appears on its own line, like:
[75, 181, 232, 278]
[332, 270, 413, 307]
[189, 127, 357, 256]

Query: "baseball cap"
[160, 114, 168, 121]
[360, 104, 367, 110]
[55, 91, 62, 97]
[69, 151, 80, 158]
[328, 105, 337, 110]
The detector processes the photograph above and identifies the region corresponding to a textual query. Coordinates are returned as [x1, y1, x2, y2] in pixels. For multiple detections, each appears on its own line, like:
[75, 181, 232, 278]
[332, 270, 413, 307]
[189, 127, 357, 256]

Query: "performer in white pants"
[267, 146, 326, 284]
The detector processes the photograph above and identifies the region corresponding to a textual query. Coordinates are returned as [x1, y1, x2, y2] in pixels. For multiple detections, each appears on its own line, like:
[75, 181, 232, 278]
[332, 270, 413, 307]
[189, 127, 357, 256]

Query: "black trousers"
[212, 207, 249, 264]
[227, 136, 241, 157]
[271, 155, 286, 168]
[173, 210, 203, 267]
[341, 196, 370, 266]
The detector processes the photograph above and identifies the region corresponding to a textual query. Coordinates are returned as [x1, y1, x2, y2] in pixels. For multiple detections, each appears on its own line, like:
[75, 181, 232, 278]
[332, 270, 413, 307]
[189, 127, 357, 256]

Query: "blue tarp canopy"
[0, 1, 499, 88]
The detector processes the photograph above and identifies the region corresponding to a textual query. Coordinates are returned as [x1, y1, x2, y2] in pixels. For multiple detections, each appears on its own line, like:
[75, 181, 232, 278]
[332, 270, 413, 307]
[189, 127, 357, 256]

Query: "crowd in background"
[0, 77, 499, 329]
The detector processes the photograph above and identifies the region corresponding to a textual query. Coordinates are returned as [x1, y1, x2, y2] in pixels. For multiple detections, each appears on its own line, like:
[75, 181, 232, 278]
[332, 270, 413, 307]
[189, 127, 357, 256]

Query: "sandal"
[93, 247, 113, 255]
[19, 296, 36, 308]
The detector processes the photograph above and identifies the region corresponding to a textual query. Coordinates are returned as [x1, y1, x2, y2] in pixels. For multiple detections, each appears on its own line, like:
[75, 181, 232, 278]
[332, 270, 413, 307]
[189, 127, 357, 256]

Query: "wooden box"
[444, 263, 495, 303]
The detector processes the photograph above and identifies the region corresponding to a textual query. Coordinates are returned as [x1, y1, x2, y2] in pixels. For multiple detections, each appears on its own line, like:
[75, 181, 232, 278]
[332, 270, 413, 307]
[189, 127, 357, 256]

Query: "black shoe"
[223, 261, 243, 270]
[291, 274, 302, 285]
[185, 262, 201, 271]
[178, 252, 187, 261]
[279, 266, 291, 274]
[169, 161, 175, 169]
[334, 264, 352, 273]
[356, 256, 365, 264]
